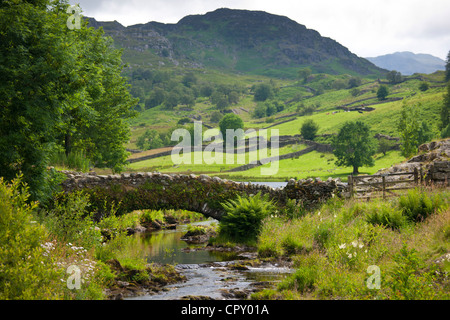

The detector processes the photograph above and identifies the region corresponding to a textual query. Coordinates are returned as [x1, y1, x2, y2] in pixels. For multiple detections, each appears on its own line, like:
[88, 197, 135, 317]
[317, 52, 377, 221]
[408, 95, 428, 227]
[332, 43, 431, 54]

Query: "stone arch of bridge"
[60, 171, 343, 220]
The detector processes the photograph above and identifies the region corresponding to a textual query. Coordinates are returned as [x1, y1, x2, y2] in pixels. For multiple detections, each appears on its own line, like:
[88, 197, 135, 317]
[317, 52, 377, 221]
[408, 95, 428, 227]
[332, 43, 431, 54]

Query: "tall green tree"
[297, 68, 312, 83]
[397, 101, 434, 158]
[219, 114, 244, 147]
[377, 85, 389, 101]
[253, 83, 273, 102]
[386, 70, 403, 84]
[442, 83, 450, 138]
[136, 129, 163, 150]
[445, 50, 450, 82]
[332, 121, 377, 175]
[61, 23, 138, 172]
[0, 0, 78, 201]
[145, 88, 166, 109]
[348, 77, 362, 88]
[0, 0, 137, 201]
[442, 53, 450, 137]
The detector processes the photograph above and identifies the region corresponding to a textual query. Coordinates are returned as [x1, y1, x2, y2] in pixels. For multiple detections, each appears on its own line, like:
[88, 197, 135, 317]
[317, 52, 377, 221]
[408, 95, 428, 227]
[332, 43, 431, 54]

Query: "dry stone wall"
[426, 161, 450, 184]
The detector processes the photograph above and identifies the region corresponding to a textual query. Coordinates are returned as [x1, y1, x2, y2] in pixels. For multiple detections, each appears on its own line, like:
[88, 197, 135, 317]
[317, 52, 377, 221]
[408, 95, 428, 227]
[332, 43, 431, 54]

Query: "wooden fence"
[347, 168, 424, 200]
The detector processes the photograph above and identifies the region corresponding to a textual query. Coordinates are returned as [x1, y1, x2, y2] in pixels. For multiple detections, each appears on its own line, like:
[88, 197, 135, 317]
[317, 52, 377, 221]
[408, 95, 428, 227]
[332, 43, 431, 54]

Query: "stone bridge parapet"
[60, 171, 346, 220]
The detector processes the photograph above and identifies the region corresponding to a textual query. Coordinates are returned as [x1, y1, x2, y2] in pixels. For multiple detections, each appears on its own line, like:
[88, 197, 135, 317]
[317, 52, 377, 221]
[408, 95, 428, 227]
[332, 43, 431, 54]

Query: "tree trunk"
[352, 165, 359, 175]
[64, 133, 72, 157]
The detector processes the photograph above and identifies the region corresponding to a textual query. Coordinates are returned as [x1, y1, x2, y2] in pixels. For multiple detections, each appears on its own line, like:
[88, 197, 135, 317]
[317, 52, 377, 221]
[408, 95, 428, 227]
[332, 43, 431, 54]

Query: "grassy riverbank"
[252, 187, 450, 300]
[0, 175, 205, 299]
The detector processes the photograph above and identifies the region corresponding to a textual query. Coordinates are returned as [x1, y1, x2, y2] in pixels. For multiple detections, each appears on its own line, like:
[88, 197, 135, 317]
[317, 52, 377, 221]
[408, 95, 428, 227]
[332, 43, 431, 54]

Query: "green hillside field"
[122, 70, 446, 181]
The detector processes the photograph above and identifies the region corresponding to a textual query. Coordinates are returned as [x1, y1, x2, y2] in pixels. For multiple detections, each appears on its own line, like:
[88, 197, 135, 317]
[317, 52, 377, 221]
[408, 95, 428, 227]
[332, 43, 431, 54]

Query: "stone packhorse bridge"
[60, 171, 346, 220]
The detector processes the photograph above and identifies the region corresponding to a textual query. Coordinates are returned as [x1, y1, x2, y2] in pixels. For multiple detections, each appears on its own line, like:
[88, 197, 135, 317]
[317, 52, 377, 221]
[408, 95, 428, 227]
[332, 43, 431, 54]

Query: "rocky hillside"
[378, 139, 450, 184]
[87, 8, 386, 78]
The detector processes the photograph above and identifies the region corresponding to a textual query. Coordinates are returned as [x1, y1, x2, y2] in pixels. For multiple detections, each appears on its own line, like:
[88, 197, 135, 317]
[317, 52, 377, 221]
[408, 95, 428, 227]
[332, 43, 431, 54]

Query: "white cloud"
[70, 0, 450, 59]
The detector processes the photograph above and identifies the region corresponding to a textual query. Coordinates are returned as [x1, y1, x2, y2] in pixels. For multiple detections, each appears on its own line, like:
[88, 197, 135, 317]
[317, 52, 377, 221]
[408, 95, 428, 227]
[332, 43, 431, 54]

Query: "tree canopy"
[332, 121, 377, 175]
[377, 85, 389, 101]
[445, 50, 450, 82]
[219, 114, 244, 147]
[300, 119, 319, 140]
[253, 83, 273, 102]
[397, 101, 434, 158]
[0, 0, 137, 201]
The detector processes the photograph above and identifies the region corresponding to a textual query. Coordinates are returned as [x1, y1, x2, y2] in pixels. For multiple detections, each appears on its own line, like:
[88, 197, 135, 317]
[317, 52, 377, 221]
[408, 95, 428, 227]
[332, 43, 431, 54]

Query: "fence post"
[348, 175, 353, 198]
[419, 167, 424, 184]
[414, 167, 419, 185]
[382, 175, 386, 199]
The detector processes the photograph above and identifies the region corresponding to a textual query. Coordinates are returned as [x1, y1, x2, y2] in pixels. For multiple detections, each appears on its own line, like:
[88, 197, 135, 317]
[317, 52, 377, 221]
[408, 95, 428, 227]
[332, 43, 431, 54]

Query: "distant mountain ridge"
[87, 8, 385, 78]
[365, 51, 445, 75]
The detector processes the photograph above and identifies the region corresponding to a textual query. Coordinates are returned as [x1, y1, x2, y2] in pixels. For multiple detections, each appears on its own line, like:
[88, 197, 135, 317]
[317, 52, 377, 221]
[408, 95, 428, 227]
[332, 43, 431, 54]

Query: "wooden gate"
[347, 168, 423, 200]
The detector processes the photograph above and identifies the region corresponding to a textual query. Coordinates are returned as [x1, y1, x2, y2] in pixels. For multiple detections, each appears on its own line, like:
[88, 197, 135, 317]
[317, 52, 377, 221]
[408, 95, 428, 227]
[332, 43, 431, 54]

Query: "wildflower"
[348, 253, 353, 259]
[338, 243, 346, 249]
[351, 241, 358, 247]
[359, 243, 364, 249]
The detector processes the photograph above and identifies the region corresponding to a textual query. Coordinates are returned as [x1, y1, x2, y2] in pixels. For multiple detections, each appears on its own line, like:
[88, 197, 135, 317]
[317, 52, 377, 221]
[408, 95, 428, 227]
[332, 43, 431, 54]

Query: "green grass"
[225, 150, 405, 181]
[254, 187, 450, 300]
[126, 144, 308, 173]
[128, 74, 445, 150]
[126, 142, 404, 182]
[270, 89, 444, 138]
[122, 71, 444, 182]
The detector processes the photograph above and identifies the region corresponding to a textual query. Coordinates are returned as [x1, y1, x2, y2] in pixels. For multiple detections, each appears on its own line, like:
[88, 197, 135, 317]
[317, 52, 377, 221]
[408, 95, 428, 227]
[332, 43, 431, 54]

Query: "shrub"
[266, 116, 275, 123]
[278, 253, 321, 293]
[278, 266, 317, 292]
[177, 117, 191, 125]
[253, 83, 273, 101]
[210, 111, 223, 123]
[300, 119, 319, 140]
[39, 191, 102, 250]
[0, 176, 63, 299]
[418, 81, 429, 91]
[350, 88, 360, 97]
[186, 224, 207, 236]
[386, 245, 447, 299]
[341, 202, 366, 224]
[257, 241, 281, 258]
[141, 209, 165, 225]
[219, 193, 276, 243]
[219, 113, 244, 147]
[398, 188, 447, 222]
[364, 201, 408, 230]
[281, 235, 310, 255]
[313, 222, 333, 249]
[377, 85, 389, 100]
[282, 198, 306, 220]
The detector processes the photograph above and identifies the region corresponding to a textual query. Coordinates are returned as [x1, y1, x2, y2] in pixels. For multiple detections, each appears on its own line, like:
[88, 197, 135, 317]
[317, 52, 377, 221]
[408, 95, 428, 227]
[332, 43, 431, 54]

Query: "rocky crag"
[377, 139, 450, 185]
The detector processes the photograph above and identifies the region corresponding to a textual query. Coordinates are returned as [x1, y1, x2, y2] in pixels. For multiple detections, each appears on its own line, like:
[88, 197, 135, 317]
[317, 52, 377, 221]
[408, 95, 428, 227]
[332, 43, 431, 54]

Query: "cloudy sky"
[69, 0, 450, 60]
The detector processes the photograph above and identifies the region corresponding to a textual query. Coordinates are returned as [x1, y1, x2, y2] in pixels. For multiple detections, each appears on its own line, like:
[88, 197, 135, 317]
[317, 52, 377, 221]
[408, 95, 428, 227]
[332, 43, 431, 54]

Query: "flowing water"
[245, 181, 287, 189]
[125, 219, 292, 300]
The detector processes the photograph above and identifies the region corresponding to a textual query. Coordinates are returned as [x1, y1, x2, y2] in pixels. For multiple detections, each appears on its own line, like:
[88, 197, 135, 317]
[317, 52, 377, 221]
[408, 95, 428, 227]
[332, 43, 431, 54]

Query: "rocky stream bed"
[104, 220, 293, 300]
